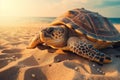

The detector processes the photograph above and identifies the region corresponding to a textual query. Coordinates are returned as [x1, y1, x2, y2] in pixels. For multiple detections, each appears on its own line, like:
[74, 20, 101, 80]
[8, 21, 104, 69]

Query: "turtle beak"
[41, 27, 55, 38]
[41, 28, 46, 32]
[41, 29, 51, 37]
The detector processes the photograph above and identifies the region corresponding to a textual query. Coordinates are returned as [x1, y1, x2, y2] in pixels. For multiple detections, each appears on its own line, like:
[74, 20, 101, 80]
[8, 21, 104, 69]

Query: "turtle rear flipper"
[112, 42, 120, 48]
[27, 34, 42, 49]
[67, 37, 112, 64]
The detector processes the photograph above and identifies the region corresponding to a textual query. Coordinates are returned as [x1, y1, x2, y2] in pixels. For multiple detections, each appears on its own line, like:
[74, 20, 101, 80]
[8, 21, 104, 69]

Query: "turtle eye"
[47, 27, 54, 33]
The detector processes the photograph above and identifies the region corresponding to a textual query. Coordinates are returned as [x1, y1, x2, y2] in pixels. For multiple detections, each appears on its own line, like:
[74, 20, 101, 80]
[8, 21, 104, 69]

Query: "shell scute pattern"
[53, 8, 120, 43]
[27, 8, 114, 64]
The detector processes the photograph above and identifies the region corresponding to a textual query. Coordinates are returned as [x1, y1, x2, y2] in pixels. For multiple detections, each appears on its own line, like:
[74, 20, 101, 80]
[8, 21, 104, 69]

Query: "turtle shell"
[51, 8, 120, 42]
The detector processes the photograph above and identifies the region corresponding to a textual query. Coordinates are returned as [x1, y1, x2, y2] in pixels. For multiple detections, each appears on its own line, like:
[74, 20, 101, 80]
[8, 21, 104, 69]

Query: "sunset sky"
[0, 0, 120, 17]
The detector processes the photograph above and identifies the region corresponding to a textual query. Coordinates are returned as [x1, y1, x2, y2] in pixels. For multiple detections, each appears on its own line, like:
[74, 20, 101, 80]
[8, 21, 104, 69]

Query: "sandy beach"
[0, 23, 120, 80]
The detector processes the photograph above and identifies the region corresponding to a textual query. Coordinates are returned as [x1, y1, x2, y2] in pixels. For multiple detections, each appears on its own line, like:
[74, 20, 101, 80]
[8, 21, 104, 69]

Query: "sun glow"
[0, 0, 120, 17]
[0, 0, 16, 16]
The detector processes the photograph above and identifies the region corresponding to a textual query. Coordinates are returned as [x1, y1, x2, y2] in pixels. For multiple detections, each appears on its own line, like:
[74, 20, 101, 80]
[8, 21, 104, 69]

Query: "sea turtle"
[27, 8, 120, 64]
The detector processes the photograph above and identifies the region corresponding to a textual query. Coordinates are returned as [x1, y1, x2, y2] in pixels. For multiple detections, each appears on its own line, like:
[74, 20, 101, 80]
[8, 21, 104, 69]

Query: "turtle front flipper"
[27, 34, 42, 49]
[67, 37, 112, 64]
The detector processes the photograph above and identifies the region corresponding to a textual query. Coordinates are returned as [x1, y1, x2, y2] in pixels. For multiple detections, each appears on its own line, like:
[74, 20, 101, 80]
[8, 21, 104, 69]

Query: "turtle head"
[40, 25, 68, 48]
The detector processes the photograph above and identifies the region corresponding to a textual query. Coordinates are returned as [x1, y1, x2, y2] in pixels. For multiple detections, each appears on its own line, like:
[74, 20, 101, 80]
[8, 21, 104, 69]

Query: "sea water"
[109, 18, 120, 24]
[20, 17, 120, 24]
[0, 17, 120, 27]
[16, 17, 120, 24]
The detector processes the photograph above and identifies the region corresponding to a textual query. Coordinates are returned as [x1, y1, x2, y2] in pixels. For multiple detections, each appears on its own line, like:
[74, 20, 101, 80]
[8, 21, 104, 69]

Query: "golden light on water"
[0, 0, 119, 27]
[0, 0, 21, 26]
[0, 17, 20, 26]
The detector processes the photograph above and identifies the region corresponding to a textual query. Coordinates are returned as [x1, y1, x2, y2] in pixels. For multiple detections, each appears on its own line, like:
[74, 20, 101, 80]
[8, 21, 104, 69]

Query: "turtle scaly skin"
[27, 25, 112, 64]
[67, 37, 111, 64]
[27, 8, 120, 64]
[27, 34, 42, 49]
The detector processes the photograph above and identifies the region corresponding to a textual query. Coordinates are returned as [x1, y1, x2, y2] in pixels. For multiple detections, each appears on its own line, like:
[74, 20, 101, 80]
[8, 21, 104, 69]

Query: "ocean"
[15, 17, 120, 24]
[0, 17, 120, 27]
[18, 17, 120, 24]
[27, 17, 120, 24]
[109, 18, 120, 24]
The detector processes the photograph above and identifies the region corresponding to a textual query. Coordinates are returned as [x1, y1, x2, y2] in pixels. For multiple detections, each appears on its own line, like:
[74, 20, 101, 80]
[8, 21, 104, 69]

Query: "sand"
[0, 23, 120, 80]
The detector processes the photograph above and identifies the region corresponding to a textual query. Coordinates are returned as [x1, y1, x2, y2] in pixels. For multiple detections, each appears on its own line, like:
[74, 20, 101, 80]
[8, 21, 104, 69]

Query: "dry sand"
[0, 23, 120, 80]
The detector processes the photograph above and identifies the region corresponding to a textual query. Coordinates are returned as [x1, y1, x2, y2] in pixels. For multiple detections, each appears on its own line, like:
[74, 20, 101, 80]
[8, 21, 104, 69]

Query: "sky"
[0, 0, 120, 17]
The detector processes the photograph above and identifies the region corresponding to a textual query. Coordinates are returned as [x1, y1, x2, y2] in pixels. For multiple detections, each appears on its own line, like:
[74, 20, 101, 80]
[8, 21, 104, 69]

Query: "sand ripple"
[0, 24, 120, 80]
